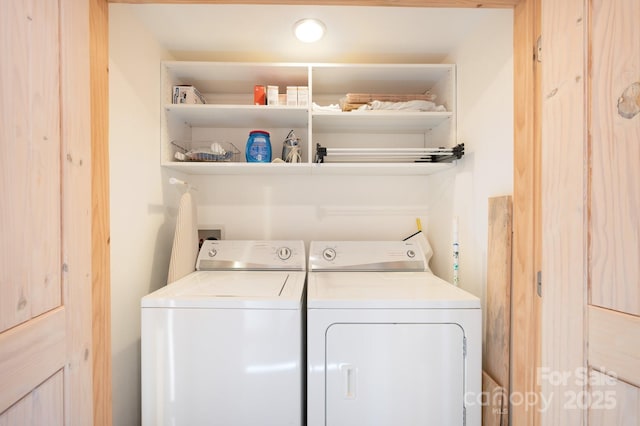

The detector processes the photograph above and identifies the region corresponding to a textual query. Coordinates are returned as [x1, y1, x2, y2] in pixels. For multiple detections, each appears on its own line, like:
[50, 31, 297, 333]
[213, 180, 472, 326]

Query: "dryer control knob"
[407, 249, 416, 258]
[322, 248, 337, 261]
[208, 249, 217, 257]
[277, 246, 292, 260]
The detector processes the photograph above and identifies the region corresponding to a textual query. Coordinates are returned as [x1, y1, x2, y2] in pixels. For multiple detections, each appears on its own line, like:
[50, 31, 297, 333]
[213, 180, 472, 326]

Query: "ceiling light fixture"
[294, 18, 326, 43]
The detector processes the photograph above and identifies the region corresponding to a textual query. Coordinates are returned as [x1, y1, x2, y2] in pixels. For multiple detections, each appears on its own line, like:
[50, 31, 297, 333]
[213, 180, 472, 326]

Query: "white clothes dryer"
[307, 241, 481, 426]
[141, 240, 306, 426]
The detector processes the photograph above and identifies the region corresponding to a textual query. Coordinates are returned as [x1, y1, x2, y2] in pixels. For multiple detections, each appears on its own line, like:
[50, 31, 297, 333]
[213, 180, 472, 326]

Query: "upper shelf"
[166, 104, 452, 132]
[163, 61, 309, 95]
[310, 63, 453, 95]
[165, 104, 309, 128]
[312, 111, 452, 133]
[161, 161, 457, 176]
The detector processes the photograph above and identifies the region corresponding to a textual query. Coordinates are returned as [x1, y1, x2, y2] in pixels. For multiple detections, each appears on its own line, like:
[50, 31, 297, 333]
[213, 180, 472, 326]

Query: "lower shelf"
[161, 161, 457, 176]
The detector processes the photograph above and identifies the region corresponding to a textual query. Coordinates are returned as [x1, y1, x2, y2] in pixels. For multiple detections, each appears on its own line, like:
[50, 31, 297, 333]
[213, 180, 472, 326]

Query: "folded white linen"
[358, 100, 446, 112]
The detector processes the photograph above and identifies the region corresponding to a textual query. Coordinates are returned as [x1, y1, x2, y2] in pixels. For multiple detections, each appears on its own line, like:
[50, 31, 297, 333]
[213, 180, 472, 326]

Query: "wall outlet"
[198, 227, 224, 248]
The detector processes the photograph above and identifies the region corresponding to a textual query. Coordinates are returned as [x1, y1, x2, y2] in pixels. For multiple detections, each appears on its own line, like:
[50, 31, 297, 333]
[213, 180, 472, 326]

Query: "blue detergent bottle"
[245, 130, 272, 162]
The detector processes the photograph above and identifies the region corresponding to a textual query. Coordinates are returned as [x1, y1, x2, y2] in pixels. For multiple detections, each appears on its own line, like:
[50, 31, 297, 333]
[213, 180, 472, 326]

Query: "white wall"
[109, 6, 512, 425]
[109, 5, 180, 426]
[193, 174, 432, 241]
[428, 11, 514, 302]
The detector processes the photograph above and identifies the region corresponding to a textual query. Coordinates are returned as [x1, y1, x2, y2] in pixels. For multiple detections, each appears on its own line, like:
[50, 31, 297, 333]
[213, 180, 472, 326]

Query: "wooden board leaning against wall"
[483, 195, 513, 426]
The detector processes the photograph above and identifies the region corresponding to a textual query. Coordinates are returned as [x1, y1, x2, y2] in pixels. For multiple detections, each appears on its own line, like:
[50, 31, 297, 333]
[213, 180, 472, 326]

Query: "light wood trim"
[588, 306, 640, 388]
[107, 0, 520, 7]
[0, 309, 65, 414]
[540, 0, 588, 424]
[90, 0, 113, 424]
[511, 0, 541, 424]
[61, 0, 94, 422]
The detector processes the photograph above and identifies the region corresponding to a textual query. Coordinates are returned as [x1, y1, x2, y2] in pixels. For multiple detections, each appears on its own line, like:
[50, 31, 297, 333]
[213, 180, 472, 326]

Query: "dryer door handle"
[341, 364, 357, 399]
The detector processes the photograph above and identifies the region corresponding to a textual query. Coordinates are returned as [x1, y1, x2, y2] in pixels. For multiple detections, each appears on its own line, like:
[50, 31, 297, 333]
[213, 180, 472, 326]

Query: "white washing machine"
[307, 241, 481, 426]
[141, 240, 306, 426]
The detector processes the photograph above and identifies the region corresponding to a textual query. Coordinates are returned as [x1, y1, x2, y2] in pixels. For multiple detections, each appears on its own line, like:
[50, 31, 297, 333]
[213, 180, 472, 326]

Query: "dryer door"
[326, 323, 465, 425]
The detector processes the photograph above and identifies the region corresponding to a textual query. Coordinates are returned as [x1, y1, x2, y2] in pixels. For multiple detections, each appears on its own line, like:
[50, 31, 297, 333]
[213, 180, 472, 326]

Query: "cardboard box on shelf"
[267, 85, 279, 105]
[287, 86, 298, 106]
[254, 85, 266, 105]
[297, 86, 309, 107]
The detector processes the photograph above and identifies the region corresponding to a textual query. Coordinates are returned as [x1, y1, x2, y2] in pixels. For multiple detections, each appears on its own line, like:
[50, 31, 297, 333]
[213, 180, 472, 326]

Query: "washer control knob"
[208, 249, 217, 257]
[322, 248, 337, 261]
[277, 246, 292, 260]
[407, 249, 416, 258]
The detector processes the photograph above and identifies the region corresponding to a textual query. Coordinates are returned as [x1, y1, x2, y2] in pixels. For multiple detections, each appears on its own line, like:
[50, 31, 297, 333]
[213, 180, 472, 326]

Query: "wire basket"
[172, 141, 240, 162]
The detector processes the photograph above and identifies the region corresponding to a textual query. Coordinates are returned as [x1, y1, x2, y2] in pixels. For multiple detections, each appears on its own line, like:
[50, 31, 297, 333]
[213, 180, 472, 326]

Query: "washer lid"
[307, 271, 479, 309]
[141, 270, 306, 309]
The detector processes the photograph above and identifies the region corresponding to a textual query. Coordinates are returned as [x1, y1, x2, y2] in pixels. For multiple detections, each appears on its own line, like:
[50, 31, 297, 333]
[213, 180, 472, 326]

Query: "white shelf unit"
[160, 61, 457, 175]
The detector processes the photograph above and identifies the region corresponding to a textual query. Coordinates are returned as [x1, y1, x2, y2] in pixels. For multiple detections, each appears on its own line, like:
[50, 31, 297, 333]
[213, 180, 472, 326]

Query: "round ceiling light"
[294, 19, 326, 43]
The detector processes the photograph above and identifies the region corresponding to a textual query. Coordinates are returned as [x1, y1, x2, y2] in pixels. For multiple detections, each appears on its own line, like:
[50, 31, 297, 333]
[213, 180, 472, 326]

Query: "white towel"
[167, 191, 199, 284]
[358, 100, 446, 112]
[312, 102, 341, 112]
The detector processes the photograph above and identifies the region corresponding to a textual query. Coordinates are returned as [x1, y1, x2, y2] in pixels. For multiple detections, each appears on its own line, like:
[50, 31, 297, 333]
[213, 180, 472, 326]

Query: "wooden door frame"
[90, 1, 111, 426]
[90, 1, 540, 425]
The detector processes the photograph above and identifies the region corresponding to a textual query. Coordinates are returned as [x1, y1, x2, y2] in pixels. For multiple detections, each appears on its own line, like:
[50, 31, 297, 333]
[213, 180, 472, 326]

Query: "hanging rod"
[314, 143, 464, 163]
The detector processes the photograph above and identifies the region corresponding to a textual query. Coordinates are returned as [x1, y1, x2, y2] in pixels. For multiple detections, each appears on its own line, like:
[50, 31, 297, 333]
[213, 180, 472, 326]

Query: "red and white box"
[254, 85, 266, 105]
